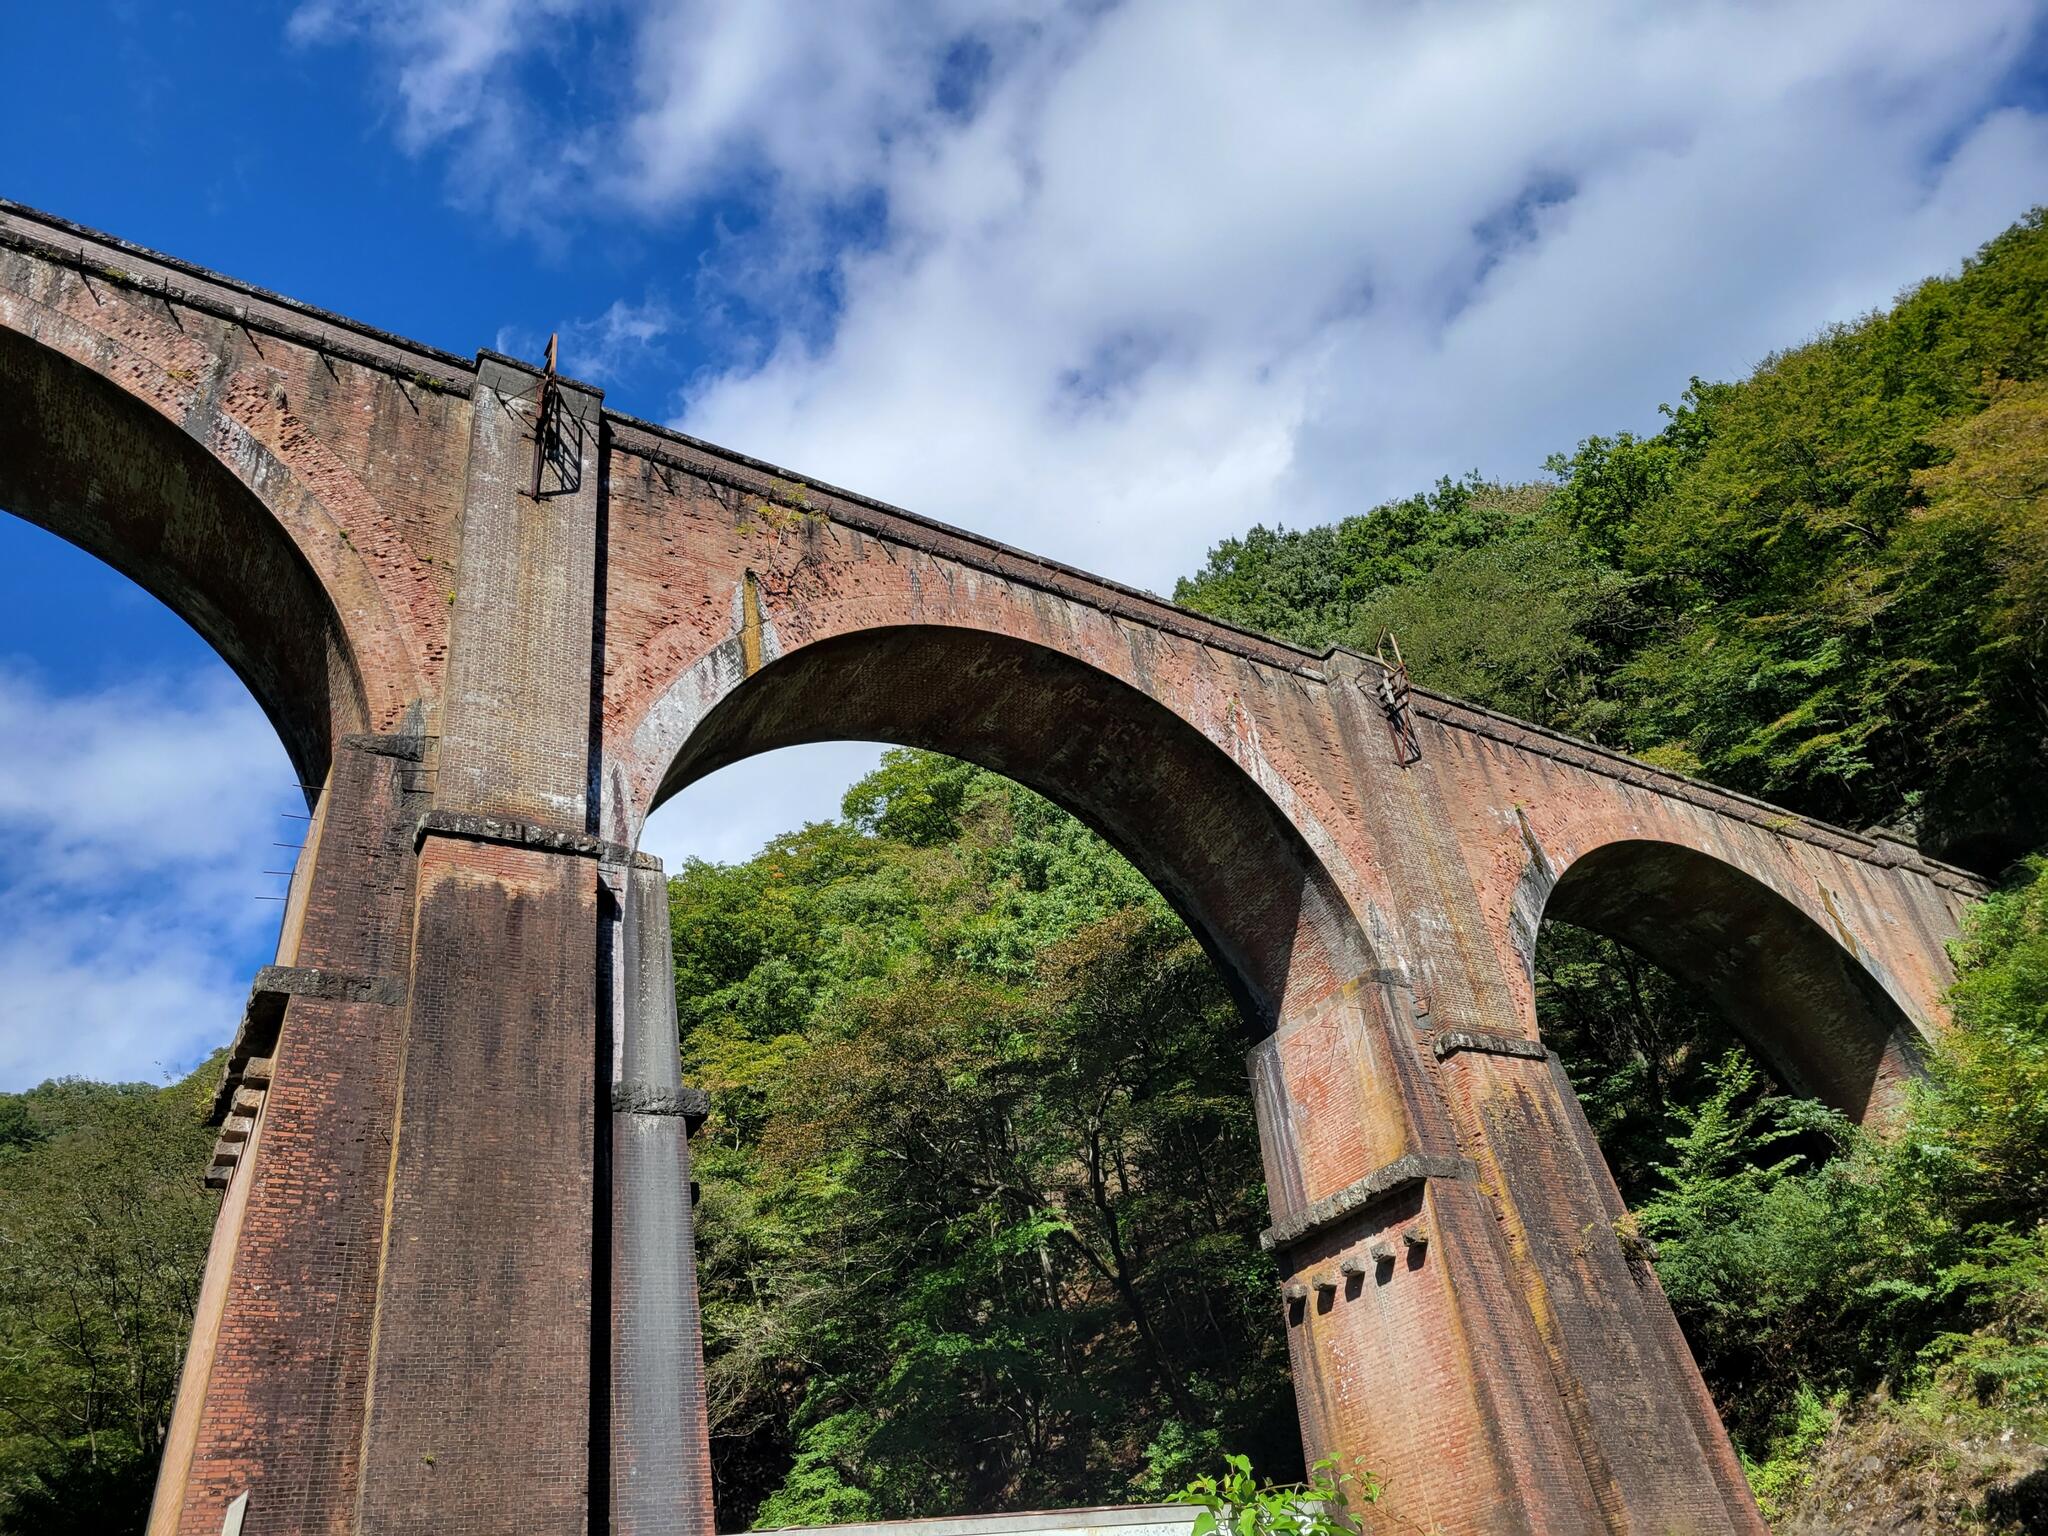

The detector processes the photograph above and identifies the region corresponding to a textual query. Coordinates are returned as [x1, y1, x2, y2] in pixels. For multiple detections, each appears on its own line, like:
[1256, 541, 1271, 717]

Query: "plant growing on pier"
[1174, 1453, 1382, 1536]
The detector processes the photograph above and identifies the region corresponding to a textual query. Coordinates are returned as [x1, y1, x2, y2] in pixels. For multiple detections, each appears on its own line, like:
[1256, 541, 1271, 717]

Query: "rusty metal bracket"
[490, 332, 584, 500]
[529, 332, 560, 497]
[1374, 631, 1422, 765]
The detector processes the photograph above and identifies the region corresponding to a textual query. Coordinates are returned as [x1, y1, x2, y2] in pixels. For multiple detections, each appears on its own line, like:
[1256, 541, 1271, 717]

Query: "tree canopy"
[0, 1072, 217, 1534]
[673, 756, 1296, 1528]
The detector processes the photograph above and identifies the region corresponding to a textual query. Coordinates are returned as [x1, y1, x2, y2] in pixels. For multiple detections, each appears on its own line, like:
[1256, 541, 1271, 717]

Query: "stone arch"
[643, 623, 1377, 1034]
[1536, 837, 1928, 1121]
[0, 317, 407, 789]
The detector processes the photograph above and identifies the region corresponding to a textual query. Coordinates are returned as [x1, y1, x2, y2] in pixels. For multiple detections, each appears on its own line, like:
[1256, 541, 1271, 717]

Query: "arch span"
[0, 310, 402, 789]
[1541, 838, 1927, 1121]
[614, 622, 1402, 1533]
[650, 624, 1376, 1034]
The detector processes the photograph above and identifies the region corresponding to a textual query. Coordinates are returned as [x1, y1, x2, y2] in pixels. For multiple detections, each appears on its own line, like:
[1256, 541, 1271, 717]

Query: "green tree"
[1534, 921, 1746, 1200]
[0, 1076, 217, 1534]
[1355, 526, 1632, 733]
[1172, 476, 1548, 649]
[1630, 1053, 1849, 1443]
[674, 752, 1297, 1526]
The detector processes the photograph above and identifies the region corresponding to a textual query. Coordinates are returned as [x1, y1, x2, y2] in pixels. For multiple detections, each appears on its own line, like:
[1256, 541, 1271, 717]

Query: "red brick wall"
[171, 736, 426, 1536]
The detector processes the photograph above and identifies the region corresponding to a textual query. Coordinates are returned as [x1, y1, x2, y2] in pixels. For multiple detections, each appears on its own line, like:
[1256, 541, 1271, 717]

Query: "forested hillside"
[4, 212, 2046, 1534]
[670, 755, 1297, 1526]
[680, 209, 2048, 1529]
[1176, 210, 2048, 870]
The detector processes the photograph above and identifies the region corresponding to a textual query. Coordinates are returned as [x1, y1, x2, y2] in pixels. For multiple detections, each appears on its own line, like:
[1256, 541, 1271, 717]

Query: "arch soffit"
[1511, 814, 1931, 1038]
[1526, 832, 1931, 1119]
[617, 613, 1380, 1034]
[615, 580, 1366, 875]
[0, 278, 429, 779]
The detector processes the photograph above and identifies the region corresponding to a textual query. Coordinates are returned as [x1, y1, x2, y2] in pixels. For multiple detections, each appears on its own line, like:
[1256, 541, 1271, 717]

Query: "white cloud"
[0, 928, 248, 1089]
[304, 0, 2048, 590]
[562, 296, 682, 384]
[288, 0, 589, 149]
[641, 740, 889, 871]
[671, 0, 2048, 589]
[299, 0, 2048, 854]
[611, 0, 1015, 209]
[0, 666, 295, 1088]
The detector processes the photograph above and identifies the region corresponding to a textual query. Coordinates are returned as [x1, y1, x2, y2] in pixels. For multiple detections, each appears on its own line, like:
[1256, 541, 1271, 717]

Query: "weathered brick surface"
[355, 832, 603, 1534]
[1280, 1177, 1607, 1533]
[1543, 1049, 1758, 1520]
[0, 207, 460, 782]
[1446, 1047, 1754, 1530]
[0, 202, 1988, 1534]
[158, 734, 427, 1536]
[1410, 706, 1964, 1119]
[436, 356, 604, 828]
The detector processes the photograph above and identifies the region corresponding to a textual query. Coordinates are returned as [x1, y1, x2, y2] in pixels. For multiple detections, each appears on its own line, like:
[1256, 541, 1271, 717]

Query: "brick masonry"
[154, 734, 429, 1536]
[0, 202, 1988, 1535]
[351, 831, 606, 1534]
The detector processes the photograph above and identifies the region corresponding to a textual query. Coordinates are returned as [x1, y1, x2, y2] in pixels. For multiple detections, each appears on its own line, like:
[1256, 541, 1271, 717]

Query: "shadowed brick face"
[0, 201, 1985, 1535]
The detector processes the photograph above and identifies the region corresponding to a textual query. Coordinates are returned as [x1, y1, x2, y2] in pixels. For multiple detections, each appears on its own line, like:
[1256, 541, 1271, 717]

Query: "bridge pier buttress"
[354, 825, 606, 1531]
[1250, 984, 1615, 1534]
[1252, 1003, 1766, 1533]
[1241, 678, 1767, 1536]
[154, 746, 634, 1536]
[150, 344, 717, 1535]
[348, 351, 614, 1533]
[150, 731, 432, 1536]
[1255, 1018, 1765, 1534]
[612, 859, 718, 1535]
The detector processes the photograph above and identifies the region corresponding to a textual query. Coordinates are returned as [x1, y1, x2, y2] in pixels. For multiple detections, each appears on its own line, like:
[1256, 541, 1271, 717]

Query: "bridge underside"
[0, 201, 1984, 1536]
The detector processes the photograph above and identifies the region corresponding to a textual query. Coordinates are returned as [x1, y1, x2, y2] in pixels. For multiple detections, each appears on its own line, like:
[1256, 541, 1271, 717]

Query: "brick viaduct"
[0, 202, 1985, 1535]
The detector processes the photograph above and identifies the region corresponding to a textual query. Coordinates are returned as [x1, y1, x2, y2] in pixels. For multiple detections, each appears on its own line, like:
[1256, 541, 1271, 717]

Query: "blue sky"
[2, 0, 2045, 1087]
